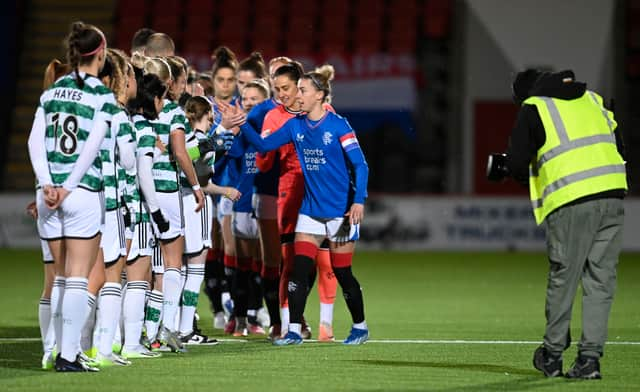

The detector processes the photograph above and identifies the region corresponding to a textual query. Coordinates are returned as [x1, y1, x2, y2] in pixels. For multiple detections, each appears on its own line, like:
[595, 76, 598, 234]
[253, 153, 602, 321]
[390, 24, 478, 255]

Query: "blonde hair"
[130, 52, 148, 69]
[268, 56, 292, 68]
[304, 64, 335, 104]
[105, 49, 129, 102]
[243, 79, 270, 99]
[145, 33, 175, 57]
[143, 57, 172, 84]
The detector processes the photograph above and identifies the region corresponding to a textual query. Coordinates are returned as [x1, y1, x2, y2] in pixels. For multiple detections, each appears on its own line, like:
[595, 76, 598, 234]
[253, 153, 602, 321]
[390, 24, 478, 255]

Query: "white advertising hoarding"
[1, 194, 638, 251]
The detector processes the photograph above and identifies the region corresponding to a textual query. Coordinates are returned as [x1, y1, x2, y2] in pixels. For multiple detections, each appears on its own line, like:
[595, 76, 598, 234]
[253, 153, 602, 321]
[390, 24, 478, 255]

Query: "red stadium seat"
[151, 0, 182, 18]
[353, 0, 384, 20]
[117, 0, 147, 20]
[216, 16, 247, 52]
[389, 0, 419, 18]
[116, 16, 146, 50]
[250, 16, 281, 54]
[423, 0, 452, 39]
[354, 16, 383, 53]
[387, 12, 417, 53]
[286, 38, 314, 56]
[255, 0, 284, 17]
[283, 0, 315, 19]
[219, 0, 250, 18]
[387, 29, 417, 54]
[185, 0, 215, 15]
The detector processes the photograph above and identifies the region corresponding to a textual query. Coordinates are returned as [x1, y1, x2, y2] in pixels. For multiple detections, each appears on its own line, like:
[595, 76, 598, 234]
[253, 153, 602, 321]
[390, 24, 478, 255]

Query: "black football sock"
[288, 255, 314, 324]
[333, 266, 365, 324]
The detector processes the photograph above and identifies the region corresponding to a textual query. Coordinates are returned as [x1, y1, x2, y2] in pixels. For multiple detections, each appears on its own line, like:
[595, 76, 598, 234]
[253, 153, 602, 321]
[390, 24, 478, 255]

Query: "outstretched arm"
[240, 121, 292, 153]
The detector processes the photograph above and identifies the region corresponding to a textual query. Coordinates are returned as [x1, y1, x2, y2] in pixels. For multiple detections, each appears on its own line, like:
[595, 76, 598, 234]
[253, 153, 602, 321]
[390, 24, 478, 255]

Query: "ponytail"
[64, 21, 105, 89]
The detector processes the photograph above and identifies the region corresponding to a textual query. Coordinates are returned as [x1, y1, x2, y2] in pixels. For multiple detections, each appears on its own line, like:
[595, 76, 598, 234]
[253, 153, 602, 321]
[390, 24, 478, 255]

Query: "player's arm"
[136, 126, 161, 213]
[255, 113, 278, 172]
[59, 97, 117, 198]
[340, 128, 369, 224]
[240, 120, 291, 153]
[170, 125, 204, 211]
[202, 181, 241, 201]
[116, 121, 136, 171]
[27, 106, 53, 187]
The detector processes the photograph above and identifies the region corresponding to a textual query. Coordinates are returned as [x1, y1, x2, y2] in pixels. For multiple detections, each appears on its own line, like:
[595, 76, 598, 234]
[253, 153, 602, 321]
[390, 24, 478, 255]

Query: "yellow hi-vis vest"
[524, 91, 627, 225]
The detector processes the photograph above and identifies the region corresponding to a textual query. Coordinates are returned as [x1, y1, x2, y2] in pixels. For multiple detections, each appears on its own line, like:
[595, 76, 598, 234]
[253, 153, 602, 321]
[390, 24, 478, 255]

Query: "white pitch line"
[365, 339, 640, 345]
[1, 337, 639, 345]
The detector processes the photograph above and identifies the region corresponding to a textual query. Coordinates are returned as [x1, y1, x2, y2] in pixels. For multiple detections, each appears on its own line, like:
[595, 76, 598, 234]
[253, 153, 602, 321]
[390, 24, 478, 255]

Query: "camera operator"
[499, 69, 627, 379]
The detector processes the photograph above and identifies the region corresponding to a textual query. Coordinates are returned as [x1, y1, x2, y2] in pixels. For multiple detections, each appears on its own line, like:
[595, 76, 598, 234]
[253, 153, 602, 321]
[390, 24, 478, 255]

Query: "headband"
[81, 34, 106, 57]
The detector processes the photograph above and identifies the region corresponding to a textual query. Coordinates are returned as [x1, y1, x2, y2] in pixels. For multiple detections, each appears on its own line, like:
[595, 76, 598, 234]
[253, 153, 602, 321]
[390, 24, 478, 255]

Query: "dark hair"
[211, 46, 238, 76]
[97, 54, 113, 80]
[238, 52, 267, 79]
[185, 96, 212, 125]
[131, 28, 156, 54]
[134, 73, 167, 120]
[273, 61, 304, 82]
[302, 64, 335, 104]
[64, 21, 105, 89]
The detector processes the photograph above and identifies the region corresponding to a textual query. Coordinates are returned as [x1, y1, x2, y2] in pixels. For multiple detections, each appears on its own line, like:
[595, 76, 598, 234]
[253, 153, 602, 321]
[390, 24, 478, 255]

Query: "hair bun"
[315, 64, 335, 81]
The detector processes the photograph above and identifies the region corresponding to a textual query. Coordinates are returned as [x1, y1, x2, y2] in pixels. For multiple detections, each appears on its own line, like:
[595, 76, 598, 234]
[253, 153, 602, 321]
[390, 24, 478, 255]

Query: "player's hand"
[223, 187, 241, 202]
[26, 201, 37, 219]
[219, 101, 247, 129]
[155, 136, 167, 154]
[188, 82, 204, 96]
[345, 203, 364, 225]
[49, 187, 69, 210]
[151, 209, 170, 233]
[194, 188, 205, 212]
[43, 185, 58, 209]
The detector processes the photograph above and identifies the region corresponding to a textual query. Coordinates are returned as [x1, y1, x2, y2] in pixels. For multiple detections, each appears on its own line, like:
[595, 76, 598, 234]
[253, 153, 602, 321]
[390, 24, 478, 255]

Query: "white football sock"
[320, 302, 334, 326]
[179, 264, 205, 335]
[280, 307, 290, 334]
[353, 321, 368, 330]
[144, 289, 163, 341]
[123, 280, 148, 350]
[80, 292, 97, 353]
[38, 298, 51, 352]
[60, 277, 89, 362]
[96, 282, 122, 357]
[289, 323, 301, 335]
[161, 268, 182, 332]
[51, 276, 65, 354]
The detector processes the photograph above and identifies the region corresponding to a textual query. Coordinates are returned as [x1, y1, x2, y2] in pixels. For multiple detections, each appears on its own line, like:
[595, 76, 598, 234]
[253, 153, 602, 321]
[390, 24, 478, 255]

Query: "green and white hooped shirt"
[40, 72, 118, 191]
[101, 106, 135, 211]
[150, 99, 189, 193]
[132, 113, 156, 223]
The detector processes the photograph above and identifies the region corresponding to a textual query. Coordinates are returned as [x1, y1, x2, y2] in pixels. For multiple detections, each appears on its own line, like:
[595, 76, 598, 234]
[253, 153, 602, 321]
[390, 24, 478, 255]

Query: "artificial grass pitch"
[0, 249, 639, 391]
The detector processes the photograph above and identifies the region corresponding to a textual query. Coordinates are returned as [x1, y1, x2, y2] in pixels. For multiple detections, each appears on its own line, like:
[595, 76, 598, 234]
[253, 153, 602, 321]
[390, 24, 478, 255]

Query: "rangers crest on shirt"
[323, 131, 333, 146]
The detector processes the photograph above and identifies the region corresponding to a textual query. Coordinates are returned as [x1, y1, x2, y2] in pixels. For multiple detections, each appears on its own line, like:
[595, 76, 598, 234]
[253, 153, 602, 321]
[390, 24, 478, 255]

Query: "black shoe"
[533, 345, 563, 377]
[54, 354, 99, 372]
[565, 356, 601, 380]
